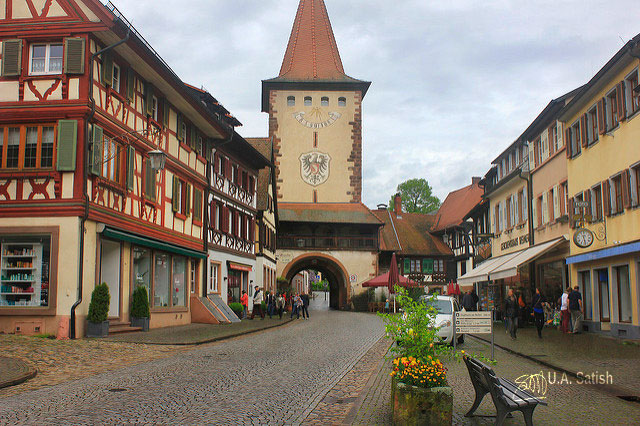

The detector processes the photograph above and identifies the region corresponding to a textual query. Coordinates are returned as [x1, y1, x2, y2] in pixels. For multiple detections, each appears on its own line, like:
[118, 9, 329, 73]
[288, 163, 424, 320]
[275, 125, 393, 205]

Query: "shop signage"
[500, 234, 529, 251]
[455, 311, 492, 334]
[350, 274, 357, 283]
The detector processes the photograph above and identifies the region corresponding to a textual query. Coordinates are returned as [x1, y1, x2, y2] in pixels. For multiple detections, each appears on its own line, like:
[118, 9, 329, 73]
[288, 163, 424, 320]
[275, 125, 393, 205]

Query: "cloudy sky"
[111, 0, 639, 207]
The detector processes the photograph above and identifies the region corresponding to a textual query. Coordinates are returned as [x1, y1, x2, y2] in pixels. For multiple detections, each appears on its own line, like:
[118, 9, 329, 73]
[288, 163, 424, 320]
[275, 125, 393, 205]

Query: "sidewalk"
[106, 316, 295, 345]
[471, 323, 640, 396]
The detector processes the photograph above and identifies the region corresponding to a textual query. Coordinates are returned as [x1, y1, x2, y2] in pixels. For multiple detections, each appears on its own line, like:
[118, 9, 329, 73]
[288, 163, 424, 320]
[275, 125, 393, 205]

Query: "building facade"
[560, 36, 640, 338]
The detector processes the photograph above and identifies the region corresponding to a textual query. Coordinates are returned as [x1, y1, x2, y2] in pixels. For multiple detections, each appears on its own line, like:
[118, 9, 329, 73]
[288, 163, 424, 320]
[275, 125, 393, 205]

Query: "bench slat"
[501, 379, 548, 406]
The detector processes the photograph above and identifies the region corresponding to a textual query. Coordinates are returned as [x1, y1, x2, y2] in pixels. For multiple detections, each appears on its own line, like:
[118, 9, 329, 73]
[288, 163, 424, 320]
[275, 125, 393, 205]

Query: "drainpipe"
[202, 143, 211, 299]
[70, 29, 130, 339]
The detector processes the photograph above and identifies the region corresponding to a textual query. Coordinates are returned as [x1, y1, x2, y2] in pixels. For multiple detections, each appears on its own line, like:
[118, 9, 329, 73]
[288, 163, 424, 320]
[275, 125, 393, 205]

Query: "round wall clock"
[573, 228, 594, 248]
[293, 109, 341, 129]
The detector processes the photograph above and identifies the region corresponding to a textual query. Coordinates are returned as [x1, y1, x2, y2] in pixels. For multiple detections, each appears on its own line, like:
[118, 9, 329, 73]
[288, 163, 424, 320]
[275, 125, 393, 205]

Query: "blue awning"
[566, 241, 640, 265]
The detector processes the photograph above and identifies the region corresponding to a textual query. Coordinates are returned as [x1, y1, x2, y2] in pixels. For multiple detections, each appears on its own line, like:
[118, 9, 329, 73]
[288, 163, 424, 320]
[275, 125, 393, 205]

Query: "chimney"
[394, 193, 402, 217]
[472, 176, 481, 185]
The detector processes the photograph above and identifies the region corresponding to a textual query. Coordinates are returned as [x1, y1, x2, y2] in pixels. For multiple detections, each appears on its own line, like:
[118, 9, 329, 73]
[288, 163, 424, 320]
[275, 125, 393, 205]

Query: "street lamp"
[148, 150, 167, 172]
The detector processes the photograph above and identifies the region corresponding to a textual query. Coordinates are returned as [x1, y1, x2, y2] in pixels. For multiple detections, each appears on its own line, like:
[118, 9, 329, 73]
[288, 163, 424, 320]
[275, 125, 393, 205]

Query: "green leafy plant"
[391, 356, 448, 388]
[131, 286, 150, 318]
[261, 301, 267, 311]
[88, 283, 110, 323]
[276, 277, 291, 295]
[229, 302, 244, 318]
[351, 289, 373, 312]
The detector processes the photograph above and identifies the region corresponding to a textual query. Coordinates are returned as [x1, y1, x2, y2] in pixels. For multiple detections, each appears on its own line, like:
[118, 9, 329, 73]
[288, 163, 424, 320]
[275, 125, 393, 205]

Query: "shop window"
[0, 125, 56, 170]
[153, 253, 170, 307]
[190, 259, 198, 294]
[29, 43, 63, 75]
[624, 69, 639, 116]
[132, 246, 151, 300]
[595, 268, 610, 322]
[614, 265, 631, 323]
[338, 97, 346, 107]
[172, 256, 186, 307]
[99, 240, 121, 318]
[287, 96, 295, 107]
[606, 89, 619, 130]
[578, 270, 592, 320]
[304, 96, 312, 106]
[587, 105, 598, 145]
[321, 96, 329, 106]
[0, 236, 51, 308]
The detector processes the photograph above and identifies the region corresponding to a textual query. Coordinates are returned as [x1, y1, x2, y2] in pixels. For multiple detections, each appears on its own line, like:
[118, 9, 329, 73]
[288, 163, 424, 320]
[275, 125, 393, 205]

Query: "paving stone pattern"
[0, 309, 385, 425]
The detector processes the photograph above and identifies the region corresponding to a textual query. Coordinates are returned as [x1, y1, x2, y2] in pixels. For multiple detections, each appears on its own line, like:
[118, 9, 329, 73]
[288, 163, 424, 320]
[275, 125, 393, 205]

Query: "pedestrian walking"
[462, 290, 475, 311]
[560, 287, 571, 333]
[505, 289, 519, 340]
[250, 286, 265, 320]
[290, 294, 301, 319]
[240, 290, 248, 319]
[301, 293, 310, 319]
[569, 285, 583, 334]
[266, 292, 275, 319]
[276, 293, 285, 319]
[385, 298, 390, 313]
[532, 288, 546, 338]
[471, 288, 479, 310]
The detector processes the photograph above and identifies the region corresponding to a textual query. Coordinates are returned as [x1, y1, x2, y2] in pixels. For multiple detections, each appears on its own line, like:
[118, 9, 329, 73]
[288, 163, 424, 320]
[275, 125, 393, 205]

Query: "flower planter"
[130, 317, 150, 332]
[392, 377, 452, 425]
[86, 320, 110, 338]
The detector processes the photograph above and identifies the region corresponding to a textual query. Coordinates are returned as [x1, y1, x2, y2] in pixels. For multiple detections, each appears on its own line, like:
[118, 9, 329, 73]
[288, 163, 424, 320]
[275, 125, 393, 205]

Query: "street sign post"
[455, 311, 495, 360]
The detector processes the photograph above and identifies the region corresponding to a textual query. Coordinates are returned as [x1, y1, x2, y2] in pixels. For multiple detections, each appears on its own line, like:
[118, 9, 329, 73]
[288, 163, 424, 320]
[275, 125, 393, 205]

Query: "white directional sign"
[455, 311, 492, 334]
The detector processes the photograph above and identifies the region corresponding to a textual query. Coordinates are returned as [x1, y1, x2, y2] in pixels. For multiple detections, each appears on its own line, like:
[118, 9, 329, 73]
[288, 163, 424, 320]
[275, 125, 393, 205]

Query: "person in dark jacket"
[462, 291, 475, 311]
[505, 289, 519, 340]
[532, 288, 546, 338]
[301, 293, 310, 319]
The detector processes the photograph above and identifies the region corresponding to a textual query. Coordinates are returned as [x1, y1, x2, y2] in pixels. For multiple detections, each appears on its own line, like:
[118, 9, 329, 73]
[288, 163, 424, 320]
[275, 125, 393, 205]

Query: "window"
[591, 184, 603, 221]
[0, 125, 56, 170]
[193, 189, 203, 222]
[606, 89, 619, 129]
[537, 195, 543, 226]
[304, 96, 312, 106]
[338, 97, 346, 107]
[561, 181, 568, 216]
[611, 175, 623, 214]
[410, 259, 417, 273]
[173, 178, 187, 215]
[151, 96, 158, 122]
[587, 106, 598, 145]
[570, 120, 581, 157]
[287, 96, 295, 107]
[548, 125, 558, 154]
[578, 270, 592, 320]
[209, 262, 219, 293]
[624, 69, 640, 115]
[190, 259, 198, 294]
[596, 268, 610, 322]
[132, 246, 151, 300]
[101, 136, 122, 183]
[321, 96, 329, 106]
[112, 63, 121, 93]
[632, 164, 640, 207]
[615, 265, 631, 323]
[29, 43, 63, 75]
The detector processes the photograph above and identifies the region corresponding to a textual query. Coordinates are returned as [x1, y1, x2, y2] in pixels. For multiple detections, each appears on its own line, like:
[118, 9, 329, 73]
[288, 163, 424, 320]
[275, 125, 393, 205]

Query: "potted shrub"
[130, 286, 150, 331]
[229, 302, 244, 319]
[86, 283, 110, 338]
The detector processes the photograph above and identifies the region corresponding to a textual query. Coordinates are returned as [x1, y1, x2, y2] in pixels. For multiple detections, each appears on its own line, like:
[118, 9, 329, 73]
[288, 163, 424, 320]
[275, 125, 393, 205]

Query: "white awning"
[489, 237, 567, 280]
[457, 236, 567, 285]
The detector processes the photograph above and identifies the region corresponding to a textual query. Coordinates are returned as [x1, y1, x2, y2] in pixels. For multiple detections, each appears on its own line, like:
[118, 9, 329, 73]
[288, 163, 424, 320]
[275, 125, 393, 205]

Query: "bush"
[229, 302, 244, 318]
[351, 288, 373, 312]
[88, 283, 110, 323]
[131, 286, 150, 318]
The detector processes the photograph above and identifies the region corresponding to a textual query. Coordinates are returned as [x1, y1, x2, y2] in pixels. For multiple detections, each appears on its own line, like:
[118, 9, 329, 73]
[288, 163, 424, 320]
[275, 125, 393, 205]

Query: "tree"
[389, 178, 440, 214]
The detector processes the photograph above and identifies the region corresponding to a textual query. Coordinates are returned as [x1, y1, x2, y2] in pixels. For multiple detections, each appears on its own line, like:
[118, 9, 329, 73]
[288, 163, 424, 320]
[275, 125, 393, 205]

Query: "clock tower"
[261, 0, 371, 203]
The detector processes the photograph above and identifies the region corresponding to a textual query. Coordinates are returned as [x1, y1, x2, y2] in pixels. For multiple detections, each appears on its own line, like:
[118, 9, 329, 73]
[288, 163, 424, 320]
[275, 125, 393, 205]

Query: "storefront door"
[100, 240, 121, 318]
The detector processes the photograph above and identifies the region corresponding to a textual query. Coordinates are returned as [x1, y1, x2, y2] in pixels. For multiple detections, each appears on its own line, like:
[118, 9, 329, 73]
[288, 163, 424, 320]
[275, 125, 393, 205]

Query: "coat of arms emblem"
[300, 152, 331, 186]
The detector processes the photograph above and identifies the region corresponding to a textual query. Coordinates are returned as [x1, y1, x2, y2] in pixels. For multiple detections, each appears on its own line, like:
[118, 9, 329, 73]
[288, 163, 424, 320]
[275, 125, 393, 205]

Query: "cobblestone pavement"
[0, 335, 183, 398]
[0, 307, 385, 425]
[353, 337, 640, 425]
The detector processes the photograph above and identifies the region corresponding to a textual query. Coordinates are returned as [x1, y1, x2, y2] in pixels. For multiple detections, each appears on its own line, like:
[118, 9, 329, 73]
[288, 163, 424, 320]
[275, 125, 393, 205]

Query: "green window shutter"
[56, 120, 78, 171]
[145, 160, 156, 202]
[90, 125, 103, 176]
[64, 38, 85, 75]
[403, 258, 410, 274]
[101, 52, 113, 86]
[1, 39, 22, 77]
[145, 83, 154, 116]
[185, 184, 191, 216]
[423, 259, 434, 274]
[176, 113, 184, 141]
[194, 190, 202, 221]
[172, 176, 180, 212]
[162, 100, 170, 128]
[126, 146, 135, 191]
[126, 69, 135, 102]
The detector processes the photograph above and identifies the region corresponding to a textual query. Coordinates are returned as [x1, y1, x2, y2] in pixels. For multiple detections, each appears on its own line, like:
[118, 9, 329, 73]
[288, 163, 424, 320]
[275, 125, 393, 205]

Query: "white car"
[419, 294, 464, 345]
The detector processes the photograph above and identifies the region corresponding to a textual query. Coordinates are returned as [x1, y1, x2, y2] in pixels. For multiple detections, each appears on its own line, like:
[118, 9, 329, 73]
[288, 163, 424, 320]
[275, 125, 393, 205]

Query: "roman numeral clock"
[293, 108, 341, 129]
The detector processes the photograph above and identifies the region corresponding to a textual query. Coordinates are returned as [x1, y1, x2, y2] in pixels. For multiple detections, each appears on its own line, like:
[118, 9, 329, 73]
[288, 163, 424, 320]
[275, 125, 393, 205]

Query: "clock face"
[573, 228, 594, 248]
[293, 109, 341, 129]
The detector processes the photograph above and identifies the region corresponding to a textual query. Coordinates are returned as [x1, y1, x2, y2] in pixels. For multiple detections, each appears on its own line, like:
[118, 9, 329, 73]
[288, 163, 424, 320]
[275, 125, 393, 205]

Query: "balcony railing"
[278, 235, 377, 251]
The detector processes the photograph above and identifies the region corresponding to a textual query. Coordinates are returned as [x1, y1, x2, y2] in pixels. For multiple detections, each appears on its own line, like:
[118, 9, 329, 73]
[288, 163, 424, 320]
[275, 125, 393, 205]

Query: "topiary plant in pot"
[130, 286, 150, 332]
[86, 283, 110, 338]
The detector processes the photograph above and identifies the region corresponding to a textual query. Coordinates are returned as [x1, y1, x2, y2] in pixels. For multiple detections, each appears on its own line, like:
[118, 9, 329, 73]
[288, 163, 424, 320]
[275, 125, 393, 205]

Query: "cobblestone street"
[0, 303, 385, 425]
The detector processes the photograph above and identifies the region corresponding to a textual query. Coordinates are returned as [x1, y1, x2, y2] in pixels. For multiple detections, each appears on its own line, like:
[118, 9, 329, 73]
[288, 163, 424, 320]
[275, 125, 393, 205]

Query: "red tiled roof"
[279, 0, 348, 80]
[431, 182, 484, 232]
[279, 202, 382, 225]
[371, 209, 453, 256]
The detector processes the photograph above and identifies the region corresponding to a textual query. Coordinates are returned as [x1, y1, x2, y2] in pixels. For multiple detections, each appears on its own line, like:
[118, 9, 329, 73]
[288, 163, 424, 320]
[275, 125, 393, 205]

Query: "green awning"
[102, 227, 207, 259]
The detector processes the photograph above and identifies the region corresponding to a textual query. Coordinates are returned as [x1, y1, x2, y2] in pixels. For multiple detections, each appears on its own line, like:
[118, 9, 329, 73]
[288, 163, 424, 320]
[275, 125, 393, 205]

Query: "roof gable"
[432, 182, 484, 232]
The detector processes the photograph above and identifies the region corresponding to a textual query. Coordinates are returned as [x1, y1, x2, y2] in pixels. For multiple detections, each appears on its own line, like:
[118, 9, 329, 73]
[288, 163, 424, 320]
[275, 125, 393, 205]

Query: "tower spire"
[279, 0, 347, 80]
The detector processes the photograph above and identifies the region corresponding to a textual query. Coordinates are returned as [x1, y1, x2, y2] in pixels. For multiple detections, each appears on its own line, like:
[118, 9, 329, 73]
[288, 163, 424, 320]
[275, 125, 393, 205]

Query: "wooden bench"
[463, 355, 547, 425]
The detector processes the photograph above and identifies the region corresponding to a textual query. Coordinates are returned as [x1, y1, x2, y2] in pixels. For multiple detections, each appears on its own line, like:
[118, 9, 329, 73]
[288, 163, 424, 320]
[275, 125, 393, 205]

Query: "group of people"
[239, 287, 311, 320]
[503, 285, 583, 340]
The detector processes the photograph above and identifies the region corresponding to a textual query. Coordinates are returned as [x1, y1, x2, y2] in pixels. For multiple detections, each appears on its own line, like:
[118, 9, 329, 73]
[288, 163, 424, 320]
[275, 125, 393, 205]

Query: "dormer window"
[321, 96, 329, 106]
[29, 43, 63, 75]
[338, 97, 346, 107]
[304, 96, 312, 106]
[287, 96, 295, 106]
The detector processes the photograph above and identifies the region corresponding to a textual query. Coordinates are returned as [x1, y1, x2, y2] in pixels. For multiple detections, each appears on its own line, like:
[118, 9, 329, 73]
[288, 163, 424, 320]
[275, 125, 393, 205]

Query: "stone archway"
[282, 253, 350, 310]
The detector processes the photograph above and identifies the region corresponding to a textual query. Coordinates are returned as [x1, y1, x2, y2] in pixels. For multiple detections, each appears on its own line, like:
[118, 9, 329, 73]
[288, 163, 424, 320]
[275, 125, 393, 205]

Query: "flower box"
[392, 378, 452, 425]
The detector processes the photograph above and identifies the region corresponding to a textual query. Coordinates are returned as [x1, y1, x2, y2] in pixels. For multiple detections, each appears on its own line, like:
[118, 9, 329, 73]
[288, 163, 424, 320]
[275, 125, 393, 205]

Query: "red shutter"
[622, 169, 631, 208]
[617, 82, 627, 121]
[580, 114, 588, 148]
[559, 184, 566, 215]
[569, 198, 575, 228]
[210, 202, 216, 228]
[537, 197, 542, 226]
[234, 211, 239, 236]
[226, 160, 232, 180]
[224, 207, 230, 233]
[213, 153, 220, 175]
[494, 205, 499, 231]
[598, 98, 606, 134]
[583, 190, 591, 222]
[565, 128, 572, 158]
[548, 190, 554, 222]
[603, 180, 611, 216]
